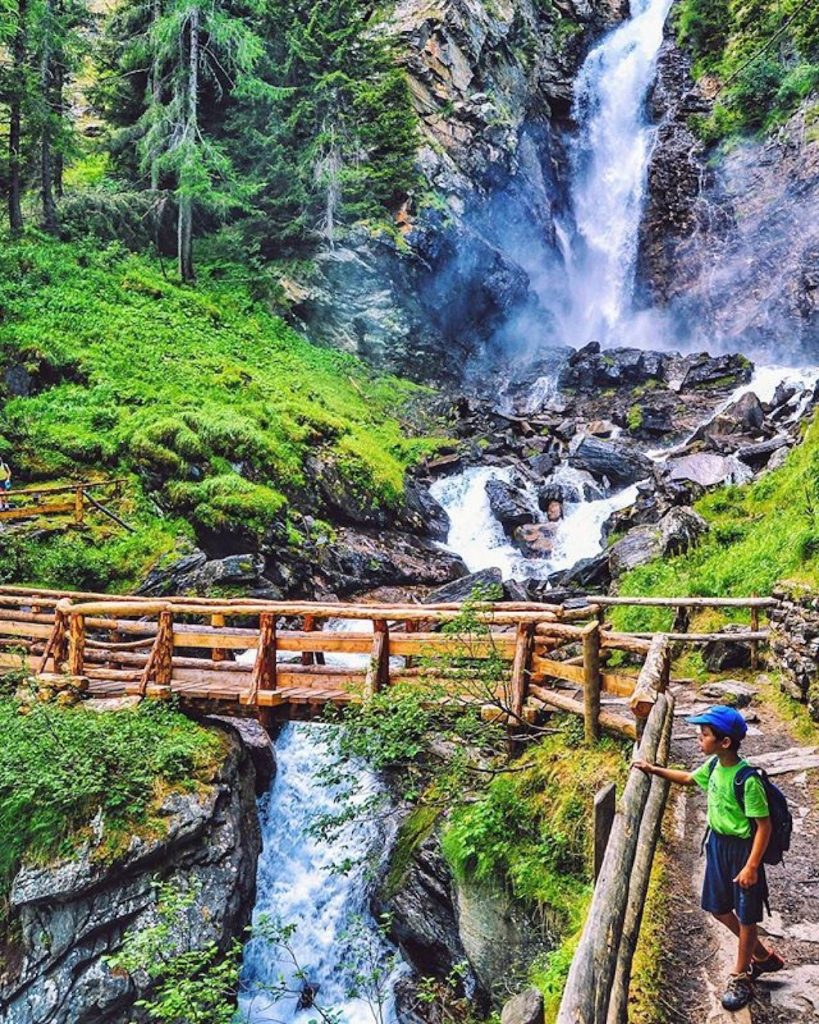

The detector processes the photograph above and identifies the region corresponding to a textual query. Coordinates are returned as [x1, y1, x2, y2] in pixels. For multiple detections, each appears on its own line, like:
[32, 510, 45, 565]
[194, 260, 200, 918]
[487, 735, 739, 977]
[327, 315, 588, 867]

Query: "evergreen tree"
[232, 0, 419, 251]
[115, 0, 265, 280]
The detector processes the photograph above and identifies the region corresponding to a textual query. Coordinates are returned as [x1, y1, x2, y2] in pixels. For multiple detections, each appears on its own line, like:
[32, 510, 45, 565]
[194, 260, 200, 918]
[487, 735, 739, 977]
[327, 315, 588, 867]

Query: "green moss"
[384, 803, 441, 896]
[0, 695, 225, 932]
[0, 236, 445, 586]
[627, 404, 644, 432]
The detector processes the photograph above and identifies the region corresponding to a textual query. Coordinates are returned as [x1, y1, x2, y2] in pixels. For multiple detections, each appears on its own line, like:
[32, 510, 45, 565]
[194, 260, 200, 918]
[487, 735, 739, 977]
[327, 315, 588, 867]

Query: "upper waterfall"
[561, 0, 675, 346]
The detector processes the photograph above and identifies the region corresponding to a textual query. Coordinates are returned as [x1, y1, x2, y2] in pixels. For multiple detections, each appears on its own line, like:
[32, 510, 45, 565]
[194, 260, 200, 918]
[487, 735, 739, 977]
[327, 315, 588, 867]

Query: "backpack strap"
[701, 757, 719, 854]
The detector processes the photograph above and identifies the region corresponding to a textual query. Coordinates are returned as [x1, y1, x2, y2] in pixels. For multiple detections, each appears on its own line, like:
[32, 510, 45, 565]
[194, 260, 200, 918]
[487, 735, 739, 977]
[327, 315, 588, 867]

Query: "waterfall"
[562, 0, 674, 346]
[238, 723, 404, 1024]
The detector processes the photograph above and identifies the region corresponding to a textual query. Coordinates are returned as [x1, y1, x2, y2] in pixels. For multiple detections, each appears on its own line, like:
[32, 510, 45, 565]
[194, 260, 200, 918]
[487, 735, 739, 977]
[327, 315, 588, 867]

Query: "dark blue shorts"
[702, 831, 768, 924]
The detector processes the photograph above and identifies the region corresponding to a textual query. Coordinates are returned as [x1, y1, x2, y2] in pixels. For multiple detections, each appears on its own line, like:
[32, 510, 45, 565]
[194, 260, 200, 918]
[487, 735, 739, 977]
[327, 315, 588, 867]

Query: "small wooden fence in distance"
[0, 480, 131, 530]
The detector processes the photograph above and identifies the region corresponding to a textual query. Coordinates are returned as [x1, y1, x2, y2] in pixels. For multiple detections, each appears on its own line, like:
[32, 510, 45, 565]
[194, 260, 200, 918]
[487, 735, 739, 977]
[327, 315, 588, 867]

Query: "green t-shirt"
[691, 757, 769, 838]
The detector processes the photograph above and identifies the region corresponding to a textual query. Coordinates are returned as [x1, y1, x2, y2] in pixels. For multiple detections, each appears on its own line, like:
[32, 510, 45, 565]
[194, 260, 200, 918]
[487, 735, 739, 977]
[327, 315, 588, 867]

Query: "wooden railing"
[0, 588, 679, 737]
[0, 480, 130, 528]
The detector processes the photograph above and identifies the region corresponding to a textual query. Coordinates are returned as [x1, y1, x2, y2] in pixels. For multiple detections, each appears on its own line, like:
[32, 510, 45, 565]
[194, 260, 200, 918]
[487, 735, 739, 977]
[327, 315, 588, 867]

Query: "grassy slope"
[611, 414, 819, 633]
[0, 236, 442, 590]
[676, 0, 819, 143]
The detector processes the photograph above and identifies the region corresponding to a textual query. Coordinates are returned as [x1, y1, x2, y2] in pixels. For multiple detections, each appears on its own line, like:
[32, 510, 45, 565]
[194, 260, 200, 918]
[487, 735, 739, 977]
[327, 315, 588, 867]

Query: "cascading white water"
[563, 0, 674, 345]
[238, 724, 404, 1024]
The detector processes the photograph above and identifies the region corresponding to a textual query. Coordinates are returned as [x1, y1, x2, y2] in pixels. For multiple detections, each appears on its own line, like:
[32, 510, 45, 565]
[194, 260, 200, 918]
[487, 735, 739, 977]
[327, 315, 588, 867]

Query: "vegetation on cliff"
[0, 693, 225, 933]
[0, 236, 442, 589]
[612, 414, 819, 633]
[676, 0, 819, 141]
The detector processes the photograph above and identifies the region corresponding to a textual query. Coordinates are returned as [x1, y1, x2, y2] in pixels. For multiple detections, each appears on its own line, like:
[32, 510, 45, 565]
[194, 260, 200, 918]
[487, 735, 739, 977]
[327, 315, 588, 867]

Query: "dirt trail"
[660, 678, 819, 1024]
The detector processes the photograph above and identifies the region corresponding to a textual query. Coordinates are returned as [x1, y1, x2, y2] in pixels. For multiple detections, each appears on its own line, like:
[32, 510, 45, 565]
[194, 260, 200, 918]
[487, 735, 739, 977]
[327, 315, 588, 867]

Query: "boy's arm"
[734, 816, 772, 888]
[631, 761, 696, 786]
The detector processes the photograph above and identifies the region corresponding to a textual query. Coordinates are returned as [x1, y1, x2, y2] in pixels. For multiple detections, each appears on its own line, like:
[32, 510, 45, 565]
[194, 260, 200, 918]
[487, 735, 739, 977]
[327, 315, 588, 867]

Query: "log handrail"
[3, 479, 127, 499]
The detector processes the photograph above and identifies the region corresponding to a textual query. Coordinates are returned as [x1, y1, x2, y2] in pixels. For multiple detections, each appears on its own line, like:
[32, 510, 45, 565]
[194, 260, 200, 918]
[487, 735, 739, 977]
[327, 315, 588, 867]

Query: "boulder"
[306, 454, 391, 527]
[400, 480, 451, 541]
[559, 343, 668, 393]
[512, 522, 560, 557]
[552, 550, 611, 589]
[609, 507, 707, 576]
[736, 436, 790, 469]
[699, 680, 757, 708]
[703, 633, 753, 672]
[691, 391, 767, 445]
[526, 452, 560, 478]
[672, 353, 753, 393]
[501, 989, 545, 1024]
[569, 436, 653, 487]
[485, 478, 536, 530]
[663, 452, 751, 489]
[424, 567, 503, 604]
[318, 527, 468, 594]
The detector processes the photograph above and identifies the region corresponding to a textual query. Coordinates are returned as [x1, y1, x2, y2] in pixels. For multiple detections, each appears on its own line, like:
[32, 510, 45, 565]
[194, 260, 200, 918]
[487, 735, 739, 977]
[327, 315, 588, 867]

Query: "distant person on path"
[633, 705, 784, 1012]
[0, 459, 10, 511]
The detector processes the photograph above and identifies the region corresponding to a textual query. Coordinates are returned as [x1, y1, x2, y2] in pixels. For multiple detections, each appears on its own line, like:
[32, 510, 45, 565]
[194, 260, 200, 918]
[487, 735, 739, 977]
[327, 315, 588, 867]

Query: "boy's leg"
[712, 911, 771, 960]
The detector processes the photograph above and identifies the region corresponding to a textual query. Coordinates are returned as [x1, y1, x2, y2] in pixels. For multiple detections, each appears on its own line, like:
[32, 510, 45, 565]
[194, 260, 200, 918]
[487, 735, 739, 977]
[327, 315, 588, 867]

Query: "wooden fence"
[0, 480, 130, 529]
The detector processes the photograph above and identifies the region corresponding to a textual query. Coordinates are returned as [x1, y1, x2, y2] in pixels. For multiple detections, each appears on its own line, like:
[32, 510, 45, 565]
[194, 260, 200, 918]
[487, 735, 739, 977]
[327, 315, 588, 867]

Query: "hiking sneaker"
[721, 972, 754, 1012]
[750, 949, 785, 980]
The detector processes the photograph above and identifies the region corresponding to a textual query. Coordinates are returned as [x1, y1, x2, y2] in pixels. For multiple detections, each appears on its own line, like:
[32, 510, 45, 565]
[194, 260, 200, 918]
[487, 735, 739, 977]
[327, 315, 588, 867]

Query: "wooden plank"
[531, 656, 586, 685]
[509, 622, 534, 723]
[528, 685, 637, 741]
[600, 672, 637, 698]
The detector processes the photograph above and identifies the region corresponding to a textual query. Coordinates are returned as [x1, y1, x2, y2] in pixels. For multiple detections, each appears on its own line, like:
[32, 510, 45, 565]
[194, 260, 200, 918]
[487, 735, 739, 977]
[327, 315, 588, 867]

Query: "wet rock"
[400, 480, 451, 541]
[513, 522, 560, 557]
[307, 454, 391, 527]
[424, 568, 503, 604]
[485, 478, 536, 531]
[526, 452, 560, 478]
[569, 435, 653, 487]
[501, 988, 545, 1024]
[537, 482, 570, 511]
[559, 343, 668, 393]
[692, 391, 767, 446]
[674, 353, 753, 393]
[552, 550, 611, 589]
[137, 550, 276, 597]
[318, 527, 468, 594]
[4, 364, 32, 397]
[659, 506, 709, 556]
[205, 716, 276, 795]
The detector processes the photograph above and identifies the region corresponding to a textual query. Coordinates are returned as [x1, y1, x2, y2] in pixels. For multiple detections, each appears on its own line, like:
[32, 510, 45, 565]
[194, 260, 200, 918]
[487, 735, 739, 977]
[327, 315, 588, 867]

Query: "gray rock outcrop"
[0, 732, 264, 1024]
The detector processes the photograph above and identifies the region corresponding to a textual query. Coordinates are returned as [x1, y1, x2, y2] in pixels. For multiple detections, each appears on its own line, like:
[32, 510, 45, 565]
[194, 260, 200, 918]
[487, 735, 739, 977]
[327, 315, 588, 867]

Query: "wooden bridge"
[0, 585, 776, 737]
[0, 480, 132, 530]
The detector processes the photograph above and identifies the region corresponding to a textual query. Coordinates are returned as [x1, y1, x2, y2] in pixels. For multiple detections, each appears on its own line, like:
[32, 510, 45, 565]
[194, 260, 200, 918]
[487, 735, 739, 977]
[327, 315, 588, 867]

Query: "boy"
[633, 704, 784, 1011]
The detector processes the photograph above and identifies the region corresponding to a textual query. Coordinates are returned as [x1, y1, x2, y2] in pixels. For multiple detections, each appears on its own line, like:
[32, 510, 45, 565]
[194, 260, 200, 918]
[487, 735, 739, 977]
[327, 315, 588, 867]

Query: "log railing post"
[404, 619, 416, 669]
[38, 606, 69, 674]
[74, 486, 84, 524]
[68, 612, 85, 675]
[154, 610, 174, 687]
[750, 606, 760, 670]
[211, 612, 226, 663]
[510, 621, 534, 724]
[582, 622, 601, 744]
[364, 619, 389, 699]
[301, 614, 318, 666]
[593, 782, 617, 881]
[250, 613, 278, 703]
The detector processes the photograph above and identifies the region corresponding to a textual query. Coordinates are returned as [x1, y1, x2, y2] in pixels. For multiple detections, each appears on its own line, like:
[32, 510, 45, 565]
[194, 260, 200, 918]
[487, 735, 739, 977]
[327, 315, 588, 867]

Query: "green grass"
[611, 415, 819, 633]
[0, 691, 225, 929]
[0, 235, 444, 588]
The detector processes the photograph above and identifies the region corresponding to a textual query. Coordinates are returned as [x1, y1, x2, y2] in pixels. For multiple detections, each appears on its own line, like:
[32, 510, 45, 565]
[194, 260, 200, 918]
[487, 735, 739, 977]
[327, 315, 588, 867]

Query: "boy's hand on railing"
[631, 759, 654, 775]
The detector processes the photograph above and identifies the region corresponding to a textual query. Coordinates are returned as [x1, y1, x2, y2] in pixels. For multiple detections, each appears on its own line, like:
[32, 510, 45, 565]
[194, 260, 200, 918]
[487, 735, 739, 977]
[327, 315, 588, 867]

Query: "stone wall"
[769, 583, 819, 720]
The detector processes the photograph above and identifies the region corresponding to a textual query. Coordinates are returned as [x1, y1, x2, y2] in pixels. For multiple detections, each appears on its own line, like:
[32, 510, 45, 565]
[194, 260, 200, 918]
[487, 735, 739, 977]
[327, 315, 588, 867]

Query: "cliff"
[0, 719, 271, 1024]
[287, 0, 628, 379]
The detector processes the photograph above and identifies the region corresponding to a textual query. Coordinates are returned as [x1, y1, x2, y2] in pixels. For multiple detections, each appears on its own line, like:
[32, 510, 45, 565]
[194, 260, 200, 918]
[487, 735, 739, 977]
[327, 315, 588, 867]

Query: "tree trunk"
[53, 51, 64, 197]
[177, 6, 199, 283]
[39, 0, 58, 235]
[8, 0, 28, 236]
[149, 0, 162, 190]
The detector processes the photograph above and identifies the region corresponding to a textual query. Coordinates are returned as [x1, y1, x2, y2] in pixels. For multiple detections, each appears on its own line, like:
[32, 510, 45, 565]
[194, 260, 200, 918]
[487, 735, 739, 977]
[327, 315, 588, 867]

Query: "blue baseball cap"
[685, 704, 747, 740]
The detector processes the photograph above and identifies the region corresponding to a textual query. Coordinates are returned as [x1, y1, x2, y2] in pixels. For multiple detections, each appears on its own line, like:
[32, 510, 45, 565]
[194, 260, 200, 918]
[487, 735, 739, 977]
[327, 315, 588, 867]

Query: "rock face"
[608, 506, 707, 577]
[569, 435, 653, 487]
[639, 31, 819, 360]
[285, 0, 628, 379]
[0, 730, 265, 1024]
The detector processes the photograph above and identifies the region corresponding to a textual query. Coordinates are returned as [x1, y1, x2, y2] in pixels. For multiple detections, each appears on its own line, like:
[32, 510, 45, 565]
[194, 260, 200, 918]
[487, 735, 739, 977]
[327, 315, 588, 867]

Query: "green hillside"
[0, 236, 442, 590]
